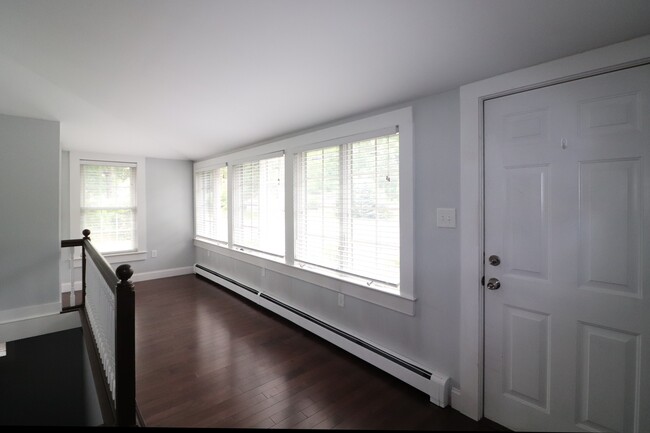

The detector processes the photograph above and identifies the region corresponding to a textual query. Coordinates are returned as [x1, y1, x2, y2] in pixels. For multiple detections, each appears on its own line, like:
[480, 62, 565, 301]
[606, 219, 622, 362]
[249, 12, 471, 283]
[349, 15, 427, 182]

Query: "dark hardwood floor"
[134, 274, 506, 430]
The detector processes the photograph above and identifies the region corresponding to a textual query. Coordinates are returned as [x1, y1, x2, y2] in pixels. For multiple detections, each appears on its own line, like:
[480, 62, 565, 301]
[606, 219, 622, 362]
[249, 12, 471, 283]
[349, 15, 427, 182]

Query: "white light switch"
[437, 208, 456, 228]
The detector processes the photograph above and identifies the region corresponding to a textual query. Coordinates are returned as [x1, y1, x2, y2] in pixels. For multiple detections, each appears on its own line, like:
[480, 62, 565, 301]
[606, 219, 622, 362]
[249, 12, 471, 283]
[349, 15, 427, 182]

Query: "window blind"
[294, 132, 400, 285]
[80, 162, 137, 253]
[195, 165, 228, 242]
[232, 154, 285, 256]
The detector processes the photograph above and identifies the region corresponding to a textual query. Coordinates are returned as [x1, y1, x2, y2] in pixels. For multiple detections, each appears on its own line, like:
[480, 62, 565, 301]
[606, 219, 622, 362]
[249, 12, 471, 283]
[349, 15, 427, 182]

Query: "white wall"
[0, 113, 60, 322]
[195, 88, 463, 386]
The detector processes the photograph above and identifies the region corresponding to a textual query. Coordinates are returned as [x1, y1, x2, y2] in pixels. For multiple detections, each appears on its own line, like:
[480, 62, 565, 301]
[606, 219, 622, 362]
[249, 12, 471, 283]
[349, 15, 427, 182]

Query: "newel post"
[81, 229, 90, 306]
[115, 264, 136, 426]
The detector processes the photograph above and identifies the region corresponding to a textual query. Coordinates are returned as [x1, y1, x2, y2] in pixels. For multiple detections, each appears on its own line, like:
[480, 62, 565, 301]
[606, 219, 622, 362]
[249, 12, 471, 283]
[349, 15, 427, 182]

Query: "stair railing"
[60, 229, 137, 427]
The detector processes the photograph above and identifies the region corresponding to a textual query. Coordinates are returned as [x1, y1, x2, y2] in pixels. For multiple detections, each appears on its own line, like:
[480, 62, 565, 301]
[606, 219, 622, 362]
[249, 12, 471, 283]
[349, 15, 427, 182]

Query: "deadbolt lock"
[488, 255, 501, 266]
[486, 278, 501, 290]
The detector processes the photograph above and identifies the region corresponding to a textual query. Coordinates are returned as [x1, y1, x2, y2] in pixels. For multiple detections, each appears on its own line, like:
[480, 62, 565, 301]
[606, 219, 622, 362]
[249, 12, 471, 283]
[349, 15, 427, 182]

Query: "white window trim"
[194, 162, 228, 244]
[230, 151, 285, 256]
[292, 127, 401, 287]
[193, 106, 414, 314]
[69, 151, 147, 264]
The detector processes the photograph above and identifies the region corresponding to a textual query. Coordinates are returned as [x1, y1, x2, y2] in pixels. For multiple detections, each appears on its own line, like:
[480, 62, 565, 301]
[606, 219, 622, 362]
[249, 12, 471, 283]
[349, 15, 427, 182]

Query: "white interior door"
[484, 64, 650, 432]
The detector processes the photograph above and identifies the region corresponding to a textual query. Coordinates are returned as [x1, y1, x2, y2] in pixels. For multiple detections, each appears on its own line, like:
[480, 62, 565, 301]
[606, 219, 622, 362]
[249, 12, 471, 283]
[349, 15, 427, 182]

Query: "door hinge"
[481, 275, 485, 286]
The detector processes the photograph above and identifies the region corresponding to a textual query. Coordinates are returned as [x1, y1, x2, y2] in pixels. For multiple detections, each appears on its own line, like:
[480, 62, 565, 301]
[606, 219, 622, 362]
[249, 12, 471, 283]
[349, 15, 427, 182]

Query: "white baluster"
[84, 256, 120, 406]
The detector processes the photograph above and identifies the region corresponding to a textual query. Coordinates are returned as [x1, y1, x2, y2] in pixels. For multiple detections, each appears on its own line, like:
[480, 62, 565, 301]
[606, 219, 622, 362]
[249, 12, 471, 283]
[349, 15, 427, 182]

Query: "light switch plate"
[437, 208, 456, 228]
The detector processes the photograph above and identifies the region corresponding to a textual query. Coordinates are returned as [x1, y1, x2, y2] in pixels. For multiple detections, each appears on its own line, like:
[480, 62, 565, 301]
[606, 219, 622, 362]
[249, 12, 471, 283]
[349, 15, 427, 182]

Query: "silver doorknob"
[486, 278, 501, 290]
[488, 255, 501, 266]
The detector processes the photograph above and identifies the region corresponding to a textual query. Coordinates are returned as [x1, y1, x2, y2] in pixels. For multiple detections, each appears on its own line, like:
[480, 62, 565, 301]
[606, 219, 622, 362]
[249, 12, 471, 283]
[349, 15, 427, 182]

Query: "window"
[193, 107, 414, 312]
[194, 165, 228, 243]
[294, 131, 400, 286]
[232, 153, 284, 256]
[70, 152, 146, 262]
[80, 162, 137, 253]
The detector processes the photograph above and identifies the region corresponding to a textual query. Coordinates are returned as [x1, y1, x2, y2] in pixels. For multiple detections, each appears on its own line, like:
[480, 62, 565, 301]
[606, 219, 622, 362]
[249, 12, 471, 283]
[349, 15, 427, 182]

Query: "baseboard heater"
[194, 263, 450, 407]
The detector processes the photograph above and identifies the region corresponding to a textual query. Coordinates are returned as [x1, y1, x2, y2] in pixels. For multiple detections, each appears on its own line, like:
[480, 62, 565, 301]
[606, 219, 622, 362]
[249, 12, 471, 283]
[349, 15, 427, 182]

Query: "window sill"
[194, 238, 416, 316]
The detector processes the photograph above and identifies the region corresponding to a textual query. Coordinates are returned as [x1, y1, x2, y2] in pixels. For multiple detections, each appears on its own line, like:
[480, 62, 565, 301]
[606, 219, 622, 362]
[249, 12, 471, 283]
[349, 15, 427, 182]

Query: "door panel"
[503, 305, 550, 411]
[484, 64, 649, 432]
[504, 165, 549, 280]
[576, 323, 640, 433]
[578, 159, 641, 296]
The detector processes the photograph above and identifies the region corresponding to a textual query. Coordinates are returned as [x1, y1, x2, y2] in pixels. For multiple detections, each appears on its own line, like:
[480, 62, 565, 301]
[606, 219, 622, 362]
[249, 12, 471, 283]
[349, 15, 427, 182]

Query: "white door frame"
[456, 34, 650, 421]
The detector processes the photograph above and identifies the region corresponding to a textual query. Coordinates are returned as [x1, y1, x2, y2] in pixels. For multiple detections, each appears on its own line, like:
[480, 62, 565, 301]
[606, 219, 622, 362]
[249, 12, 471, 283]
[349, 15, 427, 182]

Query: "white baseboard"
[451, 386, 462, 411]
[60, 266, 194, 292]
[194, 263, 451, 407]
[0, 310, 81, 343]
[0, 309, 81, 342]
[0, 302, 62, 327]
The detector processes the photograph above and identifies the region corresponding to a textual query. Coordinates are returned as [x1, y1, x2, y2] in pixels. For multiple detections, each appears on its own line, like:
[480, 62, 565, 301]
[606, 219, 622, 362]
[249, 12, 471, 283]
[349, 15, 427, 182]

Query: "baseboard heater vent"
[194, 263, 450, 407]
[196, 264, 260, 296]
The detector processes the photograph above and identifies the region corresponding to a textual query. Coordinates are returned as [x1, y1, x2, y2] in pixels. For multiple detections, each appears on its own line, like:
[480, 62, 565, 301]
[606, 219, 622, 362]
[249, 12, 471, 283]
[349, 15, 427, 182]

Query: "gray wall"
[195, 89, 463, 385]
[136, 156, 194, 274]
[55, 89, 463, 387]
[0, 113, 60, 316]
[60, 153, 195, 277]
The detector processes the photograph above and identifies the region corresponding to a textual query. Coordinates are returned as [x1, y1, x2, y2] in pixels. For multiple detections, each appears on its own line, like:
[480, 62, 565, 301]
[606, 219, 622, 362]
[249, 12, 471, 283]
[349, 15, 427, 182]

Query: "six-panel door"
[484, 64, 649, 432]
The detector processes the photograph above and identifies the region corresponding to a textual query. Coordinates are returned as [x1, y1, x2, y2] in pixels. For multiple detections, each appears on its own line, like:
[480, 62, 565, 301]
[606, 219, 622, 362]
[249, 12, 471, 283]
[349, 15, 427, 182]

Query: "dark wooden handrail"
[83, 236, 119, 292]
[60, 229, 138, 427]
[60, 238, 83, 248]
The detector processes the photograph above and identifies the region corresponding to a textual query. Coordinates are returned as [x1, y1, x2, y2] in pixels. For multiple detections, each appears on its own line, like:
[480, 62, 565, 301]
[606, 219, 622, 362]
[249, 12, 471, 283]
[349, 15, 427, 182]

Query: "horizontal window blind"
[232, 154, 285, 256]
[195, 165, 228, 242]
[294, 133, 400, 285]
[80, 162, 137, 254]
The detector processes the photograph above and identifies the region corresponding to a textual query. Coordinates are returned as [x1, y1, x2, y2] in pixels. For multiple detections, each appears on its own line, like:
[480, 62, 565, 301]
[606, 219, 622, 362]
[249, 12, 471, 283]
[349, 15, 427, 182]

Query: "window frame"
[194, 162, 229, 246]
[193, 107, 414, 314]
[70, 151, 147, 264]
[230, 151, 285, 258]
[293, 127, 401, 288]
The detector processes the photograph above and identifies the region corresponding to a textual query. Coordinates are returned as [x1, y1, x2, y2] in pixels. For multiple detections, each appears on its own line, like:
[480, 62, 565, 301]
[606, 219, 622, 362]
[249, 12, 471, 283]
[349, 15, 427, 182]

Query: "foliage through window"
[195, 165, 228, 243]
[232, 154, 285, 256]
[80, 162, 137, 254]
[192, 107, 412, 302]
[294, 132, 400, 285]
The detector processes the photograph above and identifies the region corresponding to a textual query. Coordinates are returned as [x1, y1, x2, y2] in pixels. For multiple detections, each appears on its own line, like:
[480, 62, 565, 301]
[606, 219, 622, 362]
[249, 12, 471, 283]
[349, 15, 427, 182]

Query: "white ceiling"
[1, 0, 649, 161]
